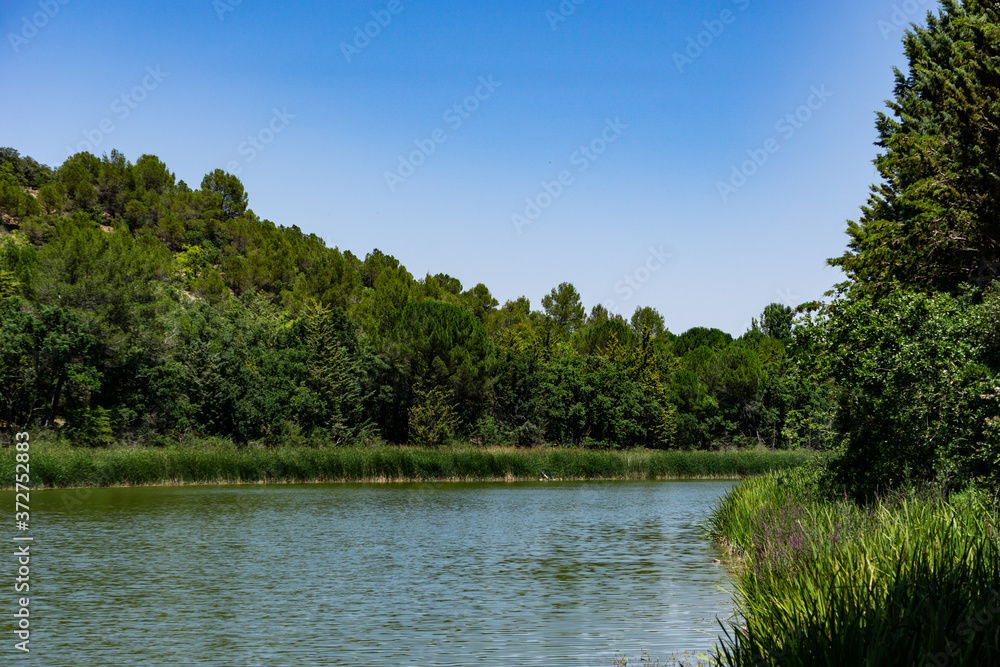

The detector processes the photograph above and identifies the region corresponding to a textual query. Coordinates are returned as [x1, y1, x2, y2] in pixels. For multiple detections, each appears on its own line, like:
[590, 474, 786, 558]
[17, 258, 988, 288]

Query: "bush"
[67, 407, 114, 447]
[407, 385, 459, 447]
[472, 416, 508, 447]
[826, 288, 1000, 498]
[511, 420, 544, 448]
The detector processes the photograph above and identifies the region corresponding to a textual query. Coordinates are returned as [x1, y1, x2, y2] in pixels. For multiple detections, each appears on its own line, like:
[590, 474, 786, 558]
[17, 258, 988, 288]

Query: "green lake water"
[10, 480, 737, 666]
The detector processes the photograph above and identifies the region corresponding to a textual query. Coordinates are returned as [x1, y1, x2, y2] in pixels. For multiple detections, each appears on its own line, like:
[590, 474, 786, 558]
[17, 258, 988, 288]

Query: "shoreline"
[2, 444, 812, 491]
[20, 472, 756, 491]
[707, 474, 1000, 664]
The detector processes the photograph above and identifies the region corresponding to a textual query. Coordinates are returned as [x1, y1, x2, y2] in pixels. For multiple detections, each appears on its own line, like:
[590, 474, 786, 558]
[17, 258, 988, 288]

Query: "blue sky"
[1, 0, 935, 334]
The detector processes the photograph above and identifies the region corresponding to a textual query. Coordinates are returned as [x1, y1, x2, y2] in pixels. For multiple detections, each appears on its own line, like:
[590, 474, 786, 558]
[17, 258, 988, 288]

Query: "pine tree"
[304, 300, 359, 441]
[830, 0, 1000, 295]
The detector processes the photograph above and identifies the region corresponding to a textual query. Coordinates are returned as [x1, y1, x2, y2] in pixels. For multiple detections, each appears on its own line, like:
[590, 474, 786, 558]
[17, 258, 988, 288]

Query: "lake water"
[16, 480, 737, 666]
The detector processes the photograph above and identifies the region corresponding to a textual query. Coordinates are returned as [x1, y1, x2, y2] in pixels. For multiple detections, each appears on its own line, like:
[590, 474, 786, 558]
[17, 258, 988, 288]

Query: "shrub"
[67, 407, 114, 447]
[407, 385, 459, 447]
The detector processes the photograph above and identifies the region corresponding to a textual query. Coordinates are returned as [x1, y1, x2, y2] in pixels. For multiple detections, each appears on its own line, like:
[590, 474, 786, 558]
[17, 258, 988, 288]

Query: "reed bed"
[708, 474, 1000, 666]
[0, 441, 811, 489]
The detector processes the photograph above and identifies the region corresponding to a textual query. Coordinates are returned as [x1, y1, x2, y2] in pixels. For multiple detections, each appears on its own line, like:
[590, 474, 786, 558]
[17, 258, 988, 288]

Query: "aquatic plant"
[709, 475, 1000, 666]
[0, 438, 811, 489]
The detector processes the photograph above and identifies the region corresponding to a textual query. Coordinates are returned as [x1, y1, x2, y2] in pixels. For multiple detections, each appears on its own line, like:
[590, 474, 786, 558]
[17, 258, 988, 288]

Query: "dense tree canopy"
[821, 0, 1000, 495]
[830, 0, 1000, 295]
[0, 147, 828, 452]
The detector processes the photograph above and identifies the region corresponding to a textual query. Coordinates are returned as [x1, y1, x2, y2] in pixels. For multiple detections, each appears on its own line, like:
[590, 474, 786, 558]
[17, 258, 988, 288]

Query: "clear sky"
[1, 0, 935, 335]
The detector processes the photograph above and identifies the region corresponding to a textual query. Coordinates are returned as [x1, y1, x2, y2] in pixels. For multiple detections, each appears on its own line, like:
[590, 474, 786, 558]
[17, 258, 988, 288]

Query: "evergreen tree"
[830, 1, 1000, 294]
[304, 300, 360, 441]
[541, 282, 585, 334]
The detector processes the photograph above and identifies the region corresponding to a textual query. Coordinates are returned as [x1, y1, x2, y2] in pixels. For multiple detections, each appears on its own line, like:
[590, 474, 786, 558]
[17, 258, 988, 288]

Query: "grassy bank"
[708, 474, 1000, 666]
[0, 440, 812, 489]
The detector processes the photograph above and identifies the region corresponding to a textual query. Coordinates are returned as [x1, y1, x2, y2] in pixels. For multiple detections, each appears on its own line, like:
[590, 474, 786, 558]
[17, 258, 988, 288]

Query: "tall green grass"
[0, 441, 812, 489]
[709, 474, 1000, 666]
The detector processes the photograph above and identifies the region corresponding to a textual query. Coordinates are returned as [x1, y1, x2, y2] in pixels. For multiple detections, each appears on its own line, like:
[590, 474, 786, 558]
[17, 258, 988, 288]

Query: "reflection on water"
[20, 480, 736, 666]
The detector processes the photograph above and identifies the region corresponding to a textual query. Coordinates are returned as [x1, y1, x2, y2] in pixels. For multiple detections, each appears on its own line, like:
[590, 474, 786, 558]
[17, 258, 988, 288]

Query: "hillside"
[0, 147, 830, 450]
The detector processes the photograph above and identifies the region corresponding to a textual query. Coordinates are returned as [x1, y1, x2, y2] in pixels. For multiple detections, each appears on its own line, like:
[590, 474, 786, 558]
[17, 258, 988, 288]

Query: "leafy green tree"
[462, 282, 498, 320]
[829, 1, 1000, 294]
[577, 317, 637, 356]
[0, 167, 41, 219]
[759, 303, 794, 340]
[200, 169, 248, 220]
[408, 384, 459, 447]
[303, 300, 361, 441]
[0, 231, 37, 297]
[37, 182, 67, 214]
[486, 297, 536, 353]
[827, 288, 1000, 497]
[96, 149, 137, 219]
[587, 303, 610, 327]
[29, 220, 175, 354]
[56, 154, 99, 209]
[191, 266, 229, 305]
[533, 349, 674, 448]
[488, 346, 542, 440]
[0, 148, 52, 188]
[174, 298, 313, 444]
[133, 154, 175, 194]
[717, 342, 767, 439]
[0, 298, 97, 432]
[0, 271, 15, 298]
[541, 282, 585, 334]
[356, 263, 413, 339]
[359, 248, 401, 288]
[66, 406, 114, 447]
[672, 369, 717, 448]
[282, 244, 361, 312]
[432, 273, 462, 295]
[601, 329, 677, 447]
[630, 306, 666, 339]
[672, 327, 732, 357]
[389, 299, 493, 433]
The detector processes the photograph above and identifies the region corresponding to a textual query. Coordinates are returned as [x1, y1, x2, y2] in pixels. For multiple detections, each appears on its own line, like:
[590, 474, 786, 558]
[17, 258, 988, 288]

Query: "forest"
[0, 145, 835, 456]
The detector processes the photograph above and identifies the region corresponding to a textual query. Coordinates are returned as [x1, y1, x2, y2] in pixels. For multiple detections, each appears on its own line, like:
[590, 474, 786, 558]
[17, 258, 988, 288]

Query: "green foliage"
[462, 282, 498, 320]
[407, 384, 460, 447]
[672, 326, 732, 357]
[0, 146, 836, 454]
[0, 231, 37, 296]
[356, 257, 413, 339]
[0, 167, 41, 218]
[486, 297, 536, 353]
[56, 153, 99, 209]
[759, 302, 793, 340]
[630, 305, 666, 338]
[829, 0, 1000, 294]
[303, 300, 362, 441]
[37, 182, 67, 214]
[602, 330, 677, 447]
[389, 299, 494, 428]
[541, 281, 585, 335]
[576, 317, 637, 356]
[826, 287, 1000, 497]
[200, 169, 248, 220]
[66, 406, 114, 447]
[0, 147, 53, 188]
[0, 298, 98, 433]
[711, 474, 1000, 667]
